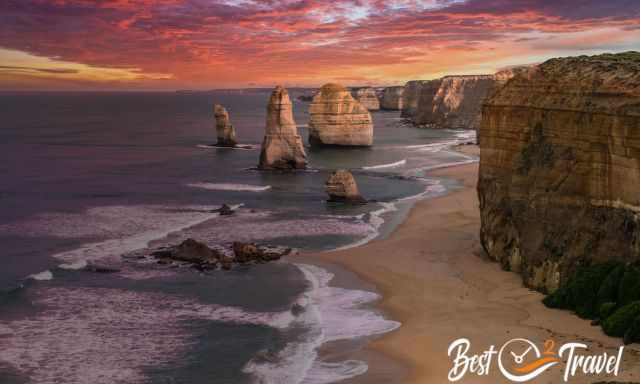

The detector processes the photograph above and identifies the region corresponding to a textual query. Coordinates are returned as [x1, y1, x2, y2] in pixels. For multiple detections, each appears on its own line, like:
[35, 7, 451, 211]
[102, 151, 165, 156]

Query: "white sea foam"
[362, 159, 407, 170]
[187, 182, 272, 192]
[196, 144, 256, 150]
[28, 270, 53, 281]
[0, 286, 298, 384]
[243, 264, 400, 384]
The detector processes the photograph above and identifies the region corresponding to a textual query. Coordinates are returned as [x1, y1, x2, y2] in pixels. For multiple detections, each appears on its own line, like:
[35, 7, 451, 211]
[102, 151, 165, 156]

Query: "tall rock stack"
[478, 52, 640, 292]
[413, 75, 496, 131]
[380, 86, 404, 110]
[258, 86, 307, 170]
[353, 87, 380, 111]
[213, 104, 237, 147]
[308, 83, 373, 146]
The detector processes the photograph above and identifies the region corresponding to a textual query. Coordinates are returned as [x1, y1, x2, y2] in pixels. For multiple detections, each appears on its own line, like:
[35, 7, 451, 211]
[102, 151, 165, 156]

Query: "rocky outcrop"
[214, 104, 237, 147]
[381, 86, 404, 110]
[325, 169, 367, 204]
[353, 87, 380, 110]
[413, 75, 496, 130]
[151, 238, 292, 271]
[478, 52, 640, 293]
[258, 86, 307, 170]
[308, 83, 373, 146]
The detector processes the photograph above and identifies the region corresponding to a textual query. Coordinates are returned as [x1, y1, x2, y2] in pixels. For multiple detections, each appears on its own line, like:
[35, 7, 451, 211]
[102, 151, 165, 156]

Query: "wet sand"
[305, 145, 640, 383]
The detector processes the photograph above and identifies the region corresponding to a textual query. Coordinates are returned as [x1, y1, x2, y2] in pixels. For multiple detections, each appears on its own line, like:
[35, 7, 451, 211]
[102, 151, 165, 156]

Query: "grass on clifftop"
[544, 262, 640, 344]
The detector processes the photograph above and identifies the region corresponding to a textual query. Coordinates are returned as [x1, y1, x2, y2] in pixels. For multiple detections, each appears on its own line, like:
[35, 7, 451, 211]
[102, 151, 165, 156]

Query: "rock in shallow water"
[213, 104, 237, 147]
[325, 169, 367, 205]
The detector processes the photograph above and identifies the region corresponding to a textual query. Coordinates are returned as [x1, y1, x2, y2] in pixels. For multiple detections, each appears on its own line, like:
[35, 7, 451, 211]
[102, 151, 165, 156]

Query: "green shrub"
[597, 264, 625, 308]
[599, 302, 617, 319]
[618, 266, 640, 306]
[603, 301, 640, 337]
[623, 315, 640, 345]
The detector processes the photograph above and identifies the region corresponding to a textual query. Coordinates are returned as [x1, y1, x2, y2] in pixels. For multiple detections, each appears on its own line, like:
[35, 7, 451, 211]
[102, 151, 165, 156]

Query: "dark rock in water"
[233, 242, 260, 263]
[169, 238, 220, 265]
[233, 242, 291, 263]
[220, 255, 234, 270]
[291, 303, 305, 316]
[216, 204, 235, 216]
[83, 265, 120, 274]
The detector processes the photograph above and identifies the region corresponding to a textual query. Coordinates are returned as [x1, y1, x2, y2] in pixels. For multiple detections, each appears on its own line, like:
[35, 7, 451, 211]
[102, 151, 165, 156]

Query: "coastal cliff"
[353, 87, 380, 111]
[414, 75, 495, 130]
[308, 83, 373, 146]
[381, 86, 404, 110]
[478, 52, 640, 292]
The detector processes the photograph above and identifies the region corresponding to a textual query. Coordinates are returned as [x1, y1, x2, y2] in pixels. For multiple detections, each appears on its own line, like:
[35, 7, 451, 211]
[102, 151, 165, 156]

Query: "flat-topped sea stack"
[258, 86, 307, 170]
[308, 83, 373, 146]
[413, 75, 495, 130]
[478, 52, 640, 293]
[353, 87, 380, 111]
[213, 104, 237, 147]
[381, 86, 404, 110]
[326, 169, 366, 204]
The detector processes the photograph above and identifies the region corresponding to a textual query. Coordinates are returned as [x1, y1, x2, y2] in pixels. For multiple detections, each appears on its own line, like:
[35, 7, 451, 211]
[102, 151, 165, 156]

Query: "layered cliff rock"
[258, 86, 307, 170]
[413, 75, 496, 130]
[308, 83, 373, 146]
[213, 104, 237, 147]
[478, 52, 640, 293]
[401, 80, 429, 118]
[353, 87, 380, 111]
[381, 86, 404, 110]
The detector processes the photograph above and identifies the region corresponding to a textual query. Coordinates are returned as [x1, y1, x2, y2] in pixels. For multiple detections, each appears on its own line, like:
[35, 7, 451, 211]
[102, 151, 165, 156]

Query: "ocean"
[0, 90, 477, 384]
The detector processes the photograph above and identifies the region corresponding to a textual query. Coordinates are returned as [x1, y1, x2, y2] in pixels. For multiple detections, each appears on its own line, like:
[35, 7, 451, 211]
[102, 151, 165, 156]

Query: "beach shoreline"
[304, 145, 640, 383]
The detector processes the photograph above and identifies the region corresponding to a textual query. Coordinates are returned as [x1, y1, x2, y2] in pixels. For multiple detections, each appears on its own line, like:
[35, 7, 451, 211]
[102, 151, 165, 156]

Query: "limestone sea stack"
[353, 87, 380, 110]
[380, 86, 404, 110]
[478, 52, 640, 292]
[401, 80, 429, 118]
[213, 104, 237, 147]
[258, 86, 307, 170]
[308, 83, 373, 146]
[325, 169, 366, 204]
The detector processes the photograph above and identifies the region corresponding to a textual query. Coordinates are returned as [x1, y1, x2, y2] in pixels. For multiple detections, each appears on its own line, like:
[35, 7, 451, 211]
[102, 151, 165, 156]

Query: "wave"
[187, 182, 271, 192]
[28, 270, 53, 281]
[50, 205, 222, 268]
[243, 263, 400, 384]
[362, 159, 407, 170]
[196, 144, 256, 150]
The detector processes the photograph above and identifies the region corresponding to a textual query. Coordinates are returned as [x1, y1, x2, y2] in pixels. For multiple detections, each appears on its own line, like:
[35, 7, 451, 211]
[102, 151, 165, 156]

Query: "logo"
[447, 338, 624, 382]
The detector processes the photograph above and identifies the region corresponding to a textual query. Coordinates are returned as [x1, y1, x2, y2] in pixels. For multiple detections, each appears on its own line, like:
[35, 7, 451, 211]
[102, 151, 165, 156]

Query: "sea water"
[0, 90, 476, 383]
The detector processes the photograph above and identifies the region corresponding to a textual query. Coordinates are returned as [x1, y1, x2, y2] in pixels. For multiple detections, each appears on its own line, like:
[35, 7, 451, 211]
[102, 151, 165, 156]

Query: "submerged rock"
[309, 83, 373, 146]
[213, 104, 237, 147]
[353, 87, 380, 111]
[214, 204, 235, 216]
[325, 169, 367, 204]
[258, 86, 307, 170]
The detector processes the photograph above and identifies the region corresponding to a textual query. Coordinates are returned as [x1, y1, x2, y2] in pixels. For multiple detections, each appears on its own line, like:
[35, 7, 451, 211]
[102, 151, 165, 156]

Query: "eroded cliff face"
[478, 52, 640, 292]
[414, 75, 495, 130]
[401, 80, 431, 118]
[381, 86, 404, 110]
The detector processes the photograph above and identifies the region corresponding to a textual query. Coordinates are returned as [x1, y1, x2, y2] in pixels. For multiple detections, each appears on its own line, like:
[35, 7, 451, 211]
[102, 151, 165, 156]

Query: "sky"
[1, 0, 639, 90]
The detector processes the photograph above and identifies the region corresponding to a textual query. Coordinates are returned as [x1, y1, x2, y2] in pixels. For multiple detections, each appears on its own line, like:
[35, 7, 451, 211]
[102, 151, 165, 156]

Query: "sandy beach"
[306, 145, 640, 384]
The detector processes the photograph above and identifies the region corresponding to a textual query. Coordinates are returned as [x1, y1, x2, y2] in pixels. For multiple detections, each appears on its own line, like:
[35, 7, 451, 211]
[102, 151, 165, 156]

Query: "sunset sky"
[1, 0, 639, 90]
